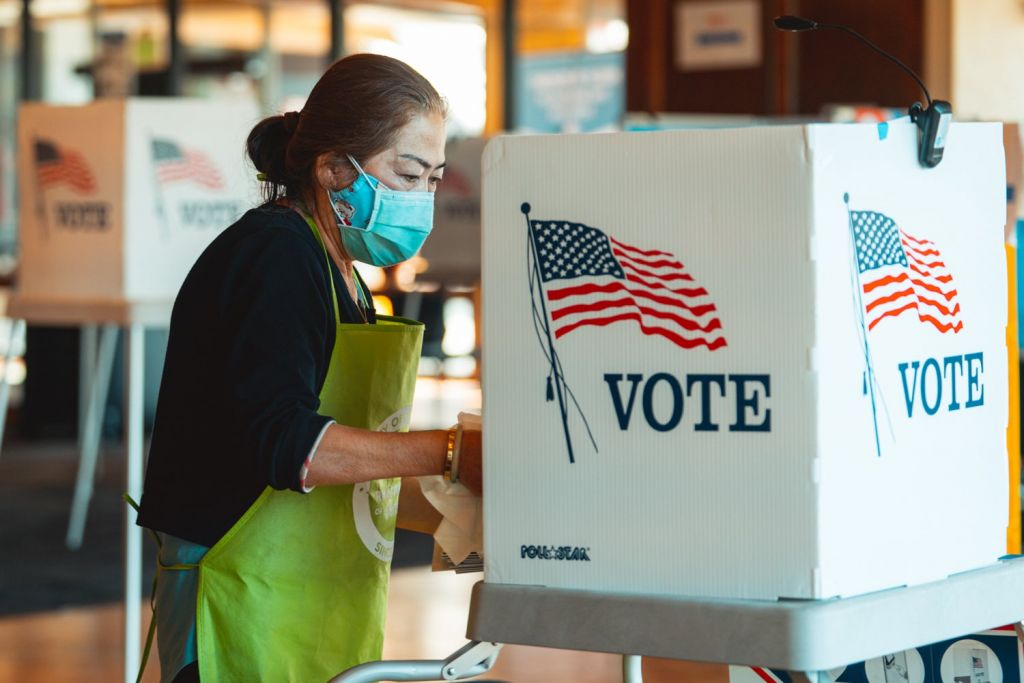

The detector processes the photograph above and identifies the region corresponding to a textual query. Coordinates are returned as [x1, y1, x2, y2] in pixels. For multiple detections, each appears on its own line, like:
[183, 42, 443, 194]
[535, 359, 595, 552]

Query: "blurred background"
[0, 1, 1023, 681]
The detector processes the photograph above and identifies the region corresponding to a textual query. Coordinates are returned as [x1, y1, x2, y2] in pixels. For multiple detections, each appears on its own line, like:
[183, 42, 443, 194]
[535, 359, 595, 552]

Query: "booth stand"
[0, 296, 172, 681]
[330, 558, 1024, 682]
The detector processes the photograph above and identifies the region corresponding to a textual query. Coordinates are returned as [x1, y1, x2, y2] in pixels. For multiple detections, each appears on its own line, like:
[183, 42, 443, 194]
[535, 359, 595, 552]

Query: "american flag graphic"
[34, 140, 96, 194]
[749, 668, 784, 683]
[151, 139, 224, 190]
[530, 219, 726, 350]
[851, 210, 962, 334]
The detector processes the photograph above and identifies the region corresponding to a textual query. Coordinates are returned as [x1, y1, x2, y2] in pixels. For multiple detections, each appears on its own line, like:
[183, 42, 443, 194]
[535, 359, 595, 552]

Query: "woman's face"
[361, 111, 447, 193]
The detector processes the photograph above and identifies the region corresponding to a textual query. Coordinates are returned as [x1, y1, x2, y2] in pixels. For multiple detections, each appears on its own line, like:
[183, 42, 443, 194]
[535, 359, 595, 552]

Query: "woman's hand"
[457, 428, 482, 496]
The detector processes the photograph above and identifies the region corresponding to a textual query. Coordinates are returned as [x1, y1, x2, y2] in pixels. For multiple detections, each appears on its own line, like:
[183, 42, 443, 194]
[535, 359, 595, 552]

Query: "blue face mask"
[328, 155, 434, 267]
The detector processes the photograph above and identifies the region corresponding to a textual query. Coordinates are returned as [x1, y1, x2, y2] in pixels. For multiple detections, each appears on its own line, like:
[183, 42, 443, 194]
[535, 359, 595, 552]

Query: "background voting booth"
[333, 122, 1024, 682]
[1, 98, 258, 682]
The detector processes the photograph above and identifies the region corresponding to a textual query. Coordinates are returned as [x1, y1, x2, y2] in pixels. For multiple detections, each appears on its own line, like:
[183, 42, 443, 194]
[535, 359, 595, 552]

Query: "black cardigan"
[137, 204, 376, 547]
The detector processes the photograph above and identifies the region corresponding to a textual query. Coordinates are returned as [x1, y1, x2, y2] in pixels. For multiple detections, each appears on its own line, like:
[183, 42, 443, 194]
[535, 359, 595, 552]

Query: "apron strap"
[353, 266, 375, 316]
[123, 494, 200, 683]
[302, 215, 343, 325]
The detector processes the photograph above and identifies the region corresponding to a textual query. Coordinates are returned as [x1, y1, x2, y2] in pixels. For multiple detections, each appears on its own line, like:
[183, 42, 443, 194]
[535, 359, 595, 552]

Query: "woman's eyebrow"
[398, 153, 447, 170]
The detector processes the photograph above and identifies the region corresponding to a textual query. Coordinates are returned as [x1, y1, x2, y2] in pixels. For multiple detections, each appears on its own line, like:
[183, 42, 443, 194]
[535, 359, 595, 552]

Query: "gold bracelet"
[443, 426, 458, 482]
[451, 425, 464, 484]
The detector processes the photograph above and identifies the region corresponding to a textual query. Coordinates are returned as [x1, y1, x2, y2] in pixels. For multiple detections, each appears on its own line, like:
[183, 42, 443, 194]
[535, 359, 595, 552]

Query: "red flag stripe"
[619, 258, 696, 283]
[905, 253, 949, 270]
[155, 149, 224, 189]
[624, 272, 704, 296]
[908, 262, 953, 283]
[865, 287, 916, 313]
[909, 277, 958, 301]
[609, 236, 672, 258]
[868, 301, 918, 330]
[38, 157, 96, 193]
[548, 280, 714, 308]
[613, 248, 684, 270]
[902, 240, 941, 258]
[916, 314, 964, 333]
[901, 231, 935, 248]
[551, 297, 724, 333]
[867, 297, 963, 333]
[863, 272, 910, 294]
[915, 295, 961, 317]
[554, 310, 727, 350]
[751, 667, 779, 683]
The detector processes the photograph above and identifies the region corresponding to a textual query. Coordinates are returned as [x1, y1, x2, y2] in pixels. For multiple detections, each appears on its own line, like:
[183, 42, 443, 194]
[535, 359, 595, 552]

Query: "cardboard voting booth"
[16, 98, 259, 303]
[419, 137, 486, 285]
[482, 121, 1009, 601]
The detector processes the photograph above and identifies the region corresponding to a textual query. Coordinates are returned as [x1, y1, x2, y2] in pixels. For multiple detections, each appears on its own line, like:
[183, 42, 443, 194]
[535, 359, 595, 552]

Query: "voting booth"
[482, 121, 1009, 601]
[16, 98, 259, 304]
[419, 137, 486, 285]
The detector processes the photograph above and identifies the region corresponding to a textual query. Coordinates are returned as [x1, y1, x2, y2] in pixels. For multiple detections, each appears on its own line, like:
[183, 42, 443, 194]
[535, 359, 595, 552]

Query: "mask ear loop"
[345, 154, 373, 184]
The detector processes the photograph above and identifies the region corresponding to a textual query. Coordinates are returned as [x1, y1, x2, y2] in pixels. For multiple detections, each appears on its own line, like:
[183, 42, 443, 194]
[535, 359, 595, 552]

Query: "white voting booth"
[482, 120, 1009, 601]
[7, 97, 258, 683]
[331, 122, 1024, 683]
[17, 98, 258, 303]
[419, 136, 486, 285]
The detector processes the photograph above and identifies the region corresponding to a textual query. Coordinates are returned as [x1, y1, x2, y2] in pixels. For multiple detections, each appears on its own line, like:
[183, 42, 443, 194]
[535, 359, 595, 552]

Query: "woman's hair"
[246, 53, 447, 202]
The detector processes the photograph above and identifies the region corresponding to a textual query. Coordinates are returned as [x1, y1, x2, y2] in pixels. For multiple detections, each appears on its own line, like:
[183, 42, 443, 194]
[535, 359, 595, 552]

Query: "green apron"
[195, 217, 424, 681]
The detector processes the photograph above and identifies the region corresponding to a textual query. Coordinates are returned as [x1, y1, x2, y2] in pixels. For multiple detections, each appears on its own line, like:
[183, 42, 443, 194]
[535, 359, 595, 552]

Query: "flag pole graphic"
[844, 193, 882, 457]
[149, 135, 171, 240]
[522, 202, 575, 464]
[32, 136, 49, 239]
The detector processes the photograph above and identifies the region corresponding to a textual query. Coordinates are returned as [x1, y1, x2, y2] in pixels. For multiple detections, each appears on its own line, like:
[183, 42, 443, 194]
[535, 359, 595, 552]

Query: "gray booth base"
[466, 558, 1024, 673]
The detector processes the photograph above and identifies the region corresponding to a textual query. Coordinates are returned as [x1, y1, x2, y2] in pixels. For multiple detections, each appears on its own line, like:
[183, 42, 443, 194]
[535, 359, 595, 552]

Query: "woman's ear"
[314, 152, 357, 192]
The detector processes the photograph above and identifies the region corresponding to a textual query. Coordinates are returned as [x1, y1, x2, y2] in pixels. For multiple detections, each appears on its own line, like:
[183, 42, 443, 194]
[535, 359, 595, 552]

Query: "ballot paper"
[421, 411, 483, 570]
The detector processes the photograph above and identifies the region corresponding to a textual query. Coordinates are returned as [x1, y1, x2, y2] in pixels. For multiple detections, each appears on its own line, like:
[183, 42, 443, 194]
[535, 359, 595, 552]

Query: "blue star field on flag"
[531, 221, 625, 282]
[852, 211, 909, 273]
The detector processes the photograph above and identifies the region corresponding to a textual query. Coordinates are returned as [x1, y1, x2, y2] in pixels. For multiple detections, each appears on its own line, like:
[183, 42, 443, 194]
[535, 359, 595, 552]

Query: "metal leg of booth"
[0, 318, 25, 459]
[67, 324, 119, 549]
[124, 323, 146, 683]
[79, 325, 97, 456]
[790, 672, 827, 683]
[622, 654, 643, 682]
[326, 640, 503, 683]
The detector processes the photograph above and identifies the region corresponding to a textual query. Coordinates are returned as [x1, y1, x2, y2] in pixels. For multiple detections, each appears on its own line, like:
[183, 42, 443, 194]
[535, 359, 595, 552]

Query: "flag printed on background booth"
[34, 139, 96, 195]
[151, 139, 224, 190]
[850, 209, 963, 334]
[521, 203, 726, 465]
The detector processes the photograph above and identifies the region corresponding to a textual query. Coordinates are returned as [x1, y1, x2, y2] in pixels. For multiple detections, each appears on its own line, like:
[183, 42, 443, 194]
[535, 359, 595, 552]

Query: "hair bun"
[283, 110, 301, 135]
[246, 113, 296, 190]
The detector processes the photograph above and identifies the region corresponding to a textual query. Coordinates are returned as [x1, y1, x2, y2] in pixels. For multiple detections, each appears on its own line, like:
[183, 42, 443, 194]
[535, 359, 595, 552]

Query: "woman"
[137, 53, 482, 682]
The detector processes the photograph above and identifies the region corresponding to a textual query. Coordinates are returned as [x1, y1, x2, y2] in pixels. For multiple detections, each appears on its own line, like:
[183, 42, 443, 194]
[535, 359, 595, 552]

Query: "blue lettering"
[921, 358, 942, 416]
[603, 373, 644, 430]
[898, 361, 921, 417]
[729, 375, 771, 432]
[642, 373, 683, 432]
[686, 374, 726, 432]
[942, 355, 964, 411]
[965, 352, 985, 408]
